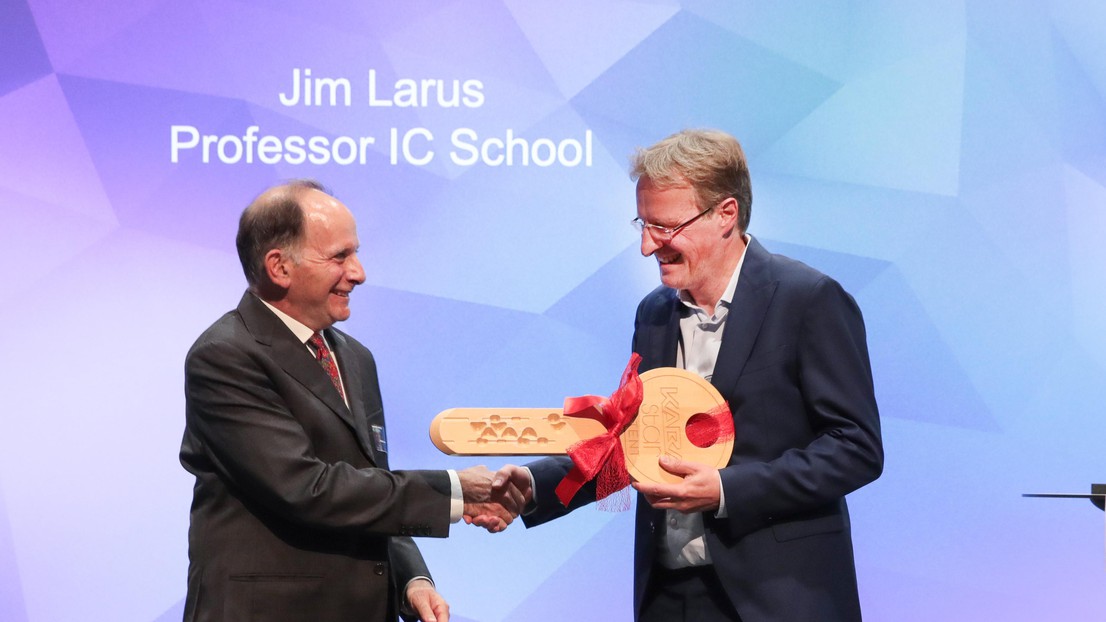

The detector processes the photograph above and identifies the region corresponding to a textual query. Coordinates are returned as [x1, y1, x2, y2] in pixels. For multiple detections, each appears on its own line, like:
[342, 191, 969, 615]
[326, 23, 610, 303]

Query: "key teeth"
[431, 406, 609, 456]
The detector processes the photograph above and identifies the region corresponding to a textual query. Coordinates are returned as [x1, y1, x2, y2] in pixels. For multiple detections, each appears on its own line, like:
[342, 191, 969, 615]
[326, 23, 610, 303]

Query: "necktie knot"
[309, 332, 345, 399]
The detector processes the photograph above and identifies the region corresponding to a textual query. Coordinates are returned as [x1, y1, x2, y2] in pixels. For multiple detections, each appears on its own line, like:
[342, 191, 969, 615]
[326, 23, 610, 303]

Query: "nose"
[640, 229, 663, 257]
[347, 253, 366, 285]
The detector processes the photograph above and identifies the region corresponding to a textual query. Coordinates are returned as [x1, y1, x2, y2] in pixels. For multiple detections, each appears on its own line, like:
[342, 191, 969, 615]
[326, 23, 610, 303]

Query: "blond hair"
[630, 129, 752, 233]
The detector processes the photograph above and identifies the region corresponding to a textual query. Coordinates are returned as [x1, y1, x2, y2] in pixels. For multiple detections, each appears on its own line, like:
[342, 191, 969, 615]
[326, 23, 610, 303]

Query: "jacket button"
[375, 563, 386, 576]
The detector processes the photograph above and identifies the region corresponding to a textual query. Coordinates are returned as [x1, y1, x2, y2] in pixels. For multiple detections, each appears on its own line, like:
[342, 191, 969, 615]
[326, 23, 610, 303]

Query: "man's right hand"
[457, 465, 527, 533]
[462, 464, 534, 533]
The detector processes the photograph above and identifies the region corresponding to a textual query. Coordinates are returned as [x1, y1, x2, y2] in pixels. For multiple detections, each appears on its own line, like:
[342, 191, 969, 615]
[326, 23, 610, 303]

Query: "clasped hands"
[457, 465, 532, 533]
[459, 456, 722, 533]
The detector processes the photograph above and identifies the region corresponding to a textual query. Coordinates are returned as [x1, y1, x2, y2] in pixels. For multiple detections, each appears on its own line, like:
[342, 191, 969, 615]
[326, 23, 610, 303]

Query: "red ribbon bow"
[554, 355, 737, 510]
[555, 354, 644, 507]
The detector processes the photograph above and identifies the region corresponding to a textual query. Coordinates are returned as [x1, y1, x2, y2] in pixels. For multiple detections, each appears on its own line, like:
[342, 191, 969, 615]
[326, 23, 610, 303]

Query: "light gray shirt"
[658, 235, 748, 568]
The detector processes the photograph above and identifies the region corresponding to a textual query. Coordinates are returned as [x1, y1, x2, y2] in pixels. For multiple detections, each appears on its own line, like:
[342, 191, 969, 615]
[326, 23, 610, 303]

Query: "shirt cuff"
[402, 577, 435, 616]
[447, 469, 463, 523]
[714, 470, 728, 518]
[522, 467, 537, 515]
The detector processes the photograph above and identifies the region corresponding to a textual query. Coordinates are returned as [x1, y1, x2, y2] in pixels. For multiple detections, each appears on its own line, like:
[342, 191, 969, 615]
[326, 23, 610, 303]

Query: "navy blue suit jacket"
[526, 237, 883, 621]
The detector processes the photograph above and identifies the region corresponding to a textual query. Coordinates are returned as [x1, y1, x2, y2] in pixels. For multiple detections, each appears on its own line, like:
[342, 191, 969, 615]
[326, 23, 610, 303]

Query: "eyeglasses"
[631, 204, 714, 240]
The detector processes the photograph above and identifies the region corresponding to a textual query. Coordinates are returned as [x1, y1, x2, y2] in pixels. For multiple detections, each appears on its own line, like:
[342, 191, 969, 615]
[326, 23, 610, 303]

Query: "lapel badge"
[371, 425, 388, 453]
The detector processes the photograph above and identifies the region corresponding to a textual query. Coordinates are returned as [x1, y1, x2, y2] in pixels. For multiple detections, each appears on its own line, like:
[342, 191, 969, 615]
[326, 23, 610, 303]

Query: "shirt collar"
[258, 296, 317, 345]
[678, 234, 751, 314]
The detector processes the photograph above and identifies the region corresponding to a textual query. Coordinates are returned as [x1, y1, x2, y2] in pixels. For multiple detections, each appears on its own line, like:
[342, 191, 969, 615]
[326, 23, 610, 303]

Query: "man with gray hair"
[180, 180, 520, 622]
[496, 129, 884, 621]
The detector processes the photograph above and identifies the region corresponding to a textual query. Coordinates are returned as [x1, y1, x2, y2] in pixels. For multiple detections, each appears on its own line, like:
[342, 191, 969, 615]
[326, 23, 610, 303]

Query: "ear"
[263, 248, 293, 288]
[716, 197, 739, 230]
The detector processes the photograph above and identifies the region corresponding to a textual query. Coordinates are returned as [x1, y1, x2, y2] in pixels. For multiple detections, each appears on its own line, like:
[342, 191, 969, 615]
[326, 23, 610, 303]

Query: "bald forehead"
[299, 187, 347, 217]
[246, 182, 330, 213]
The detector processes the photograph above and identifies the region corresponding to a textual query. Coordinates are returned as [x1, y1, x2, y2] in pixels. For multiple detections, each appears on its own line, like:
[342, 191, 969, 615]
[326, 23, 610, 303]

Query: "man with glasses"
[494, 129, 884, 621]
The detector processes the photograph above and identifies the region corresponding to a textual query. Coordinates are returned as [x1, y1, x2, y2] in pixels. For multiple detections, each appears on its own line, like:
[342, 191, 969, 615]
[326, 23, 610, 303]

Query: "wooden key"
[430, 367, 734, 484]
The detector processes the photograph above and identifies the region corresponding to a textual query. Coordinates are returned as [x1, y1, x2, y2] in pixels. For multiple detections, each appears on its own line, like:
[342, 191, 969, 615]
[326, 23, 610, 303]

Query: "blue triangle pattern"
[0, 0, 53, 96]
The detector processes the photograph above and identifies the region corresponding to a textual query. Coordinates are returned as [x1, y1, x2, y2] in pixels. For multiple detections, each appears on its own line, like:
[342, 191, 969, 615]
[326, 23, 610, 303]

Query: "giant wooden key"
[430, 367, 734, 485]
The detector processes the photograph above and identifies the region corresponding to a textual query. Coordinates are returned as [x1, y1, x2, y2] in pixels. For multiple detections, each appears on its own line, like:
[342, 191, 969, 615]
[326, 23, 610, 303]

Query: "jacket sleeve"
[719, 276, 884, 536]
[389, 536, 434, 622]
[520, 456, 600, 527]
[182, 335, 453, 537]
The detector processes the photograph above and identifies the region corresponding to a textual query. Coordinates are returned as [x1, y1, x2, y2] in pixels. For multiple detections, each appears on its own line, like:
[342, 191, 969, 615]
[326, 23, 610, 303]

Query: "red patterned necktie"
[308, 332, 345, 400]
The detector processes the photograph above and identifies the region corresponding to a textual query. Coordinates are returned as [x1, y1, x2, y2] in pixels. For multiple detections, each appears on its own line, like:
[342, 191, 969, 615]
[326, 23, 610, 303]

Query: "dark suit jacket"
[180, 292, 453, 622]
[526, 237, 884, 622]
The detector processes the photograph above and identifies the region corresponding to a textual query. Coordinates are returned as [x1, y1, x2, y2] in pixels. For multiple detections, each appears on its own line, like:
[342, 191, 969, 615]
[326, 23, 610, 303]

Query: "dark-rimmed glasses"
[631, 204, 714, 240]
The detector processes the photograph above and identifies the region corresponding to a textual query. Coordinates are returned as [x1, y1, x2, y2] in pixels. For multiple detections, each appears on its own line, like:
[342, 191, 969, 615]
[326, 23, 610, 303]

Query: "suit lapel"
[636, 288, 682, 371]
[237, 293, 379, 464]
[326, 329, 384, 466]
[710, 238, 778, 399]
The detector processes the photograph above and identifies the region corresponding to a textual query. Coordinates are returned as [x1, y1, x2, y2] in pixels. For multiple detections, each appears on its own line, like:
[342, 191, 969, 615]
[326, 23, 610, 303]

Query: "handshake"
[457, 464, 532, 533]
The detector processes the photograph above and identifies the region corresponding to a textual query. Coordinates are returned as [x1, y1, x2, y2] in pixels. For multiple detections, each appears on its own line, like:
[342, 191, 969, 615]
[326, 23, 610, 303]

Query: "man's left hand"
[406, 579, 449, 622]
[631, 456, 721, 514]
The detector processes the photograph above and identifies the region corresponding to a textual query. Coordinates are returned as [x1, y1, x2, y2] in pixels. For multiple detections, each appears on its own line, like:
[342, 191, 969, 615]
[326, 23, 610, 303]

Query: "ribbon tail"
[555, 466, 591, 507]
[594, 442, 631, 501]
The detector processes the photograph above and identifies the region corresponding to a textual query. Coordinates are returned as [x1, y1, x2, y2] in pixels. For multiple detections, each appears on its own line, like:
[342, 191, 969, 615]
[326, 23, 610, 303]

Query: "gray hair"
[235, 179, 328, 287]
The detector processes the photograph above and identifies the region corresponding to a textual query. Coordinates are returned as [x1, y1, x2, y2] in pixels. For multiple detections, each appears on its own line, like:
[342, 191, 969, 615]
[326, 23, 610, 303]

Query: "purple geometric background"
[2, 1, 1105, 620]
